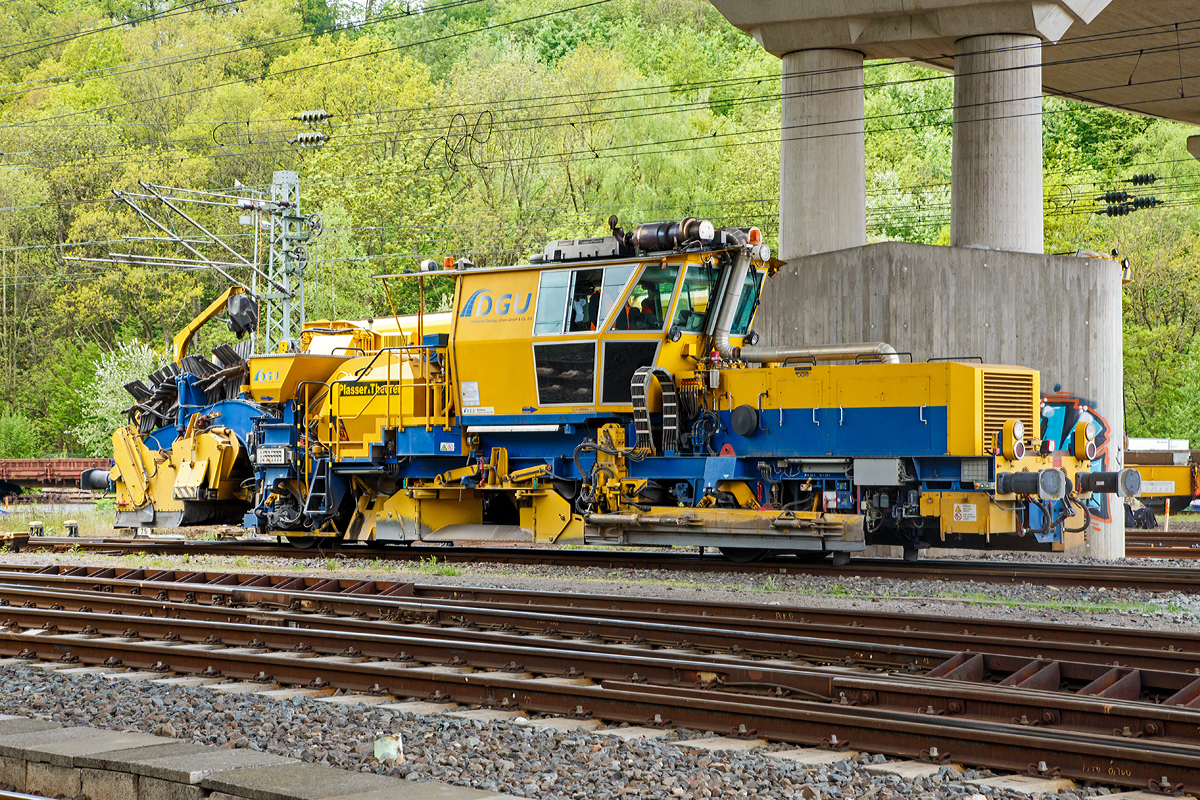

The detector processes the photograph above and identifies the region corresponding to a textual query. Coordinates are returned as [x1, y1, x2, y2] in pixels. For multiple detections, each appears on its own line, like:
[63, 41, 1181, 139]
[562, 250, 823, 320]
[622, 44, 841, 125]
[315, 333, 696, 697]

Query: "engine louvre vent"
[982, 371, 1036, 453]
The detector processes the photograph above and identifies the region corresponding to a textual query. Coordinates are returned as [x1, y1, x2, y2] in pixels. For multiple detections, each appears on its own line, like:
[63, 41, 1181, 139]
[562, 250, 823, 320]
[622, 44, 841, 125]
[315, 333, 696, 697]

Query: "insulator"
[1099, 191, 1130, 203]
[1131, 196, 1162, 210]
[1129, 173, 1157, 186]
[289, 131, 328, 147]
[294, 109, 331, 125]
[307, 213, 324, 236]
[1102, 204, 1131, 217]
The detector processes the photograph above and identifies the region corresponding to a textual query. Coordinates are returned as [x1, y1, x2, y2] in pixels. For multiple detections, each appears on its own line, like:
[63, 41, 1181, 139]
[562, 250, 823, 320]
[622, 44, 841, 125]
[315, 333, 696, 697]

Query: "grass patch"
[410, 556, 459, 577]
[0, 503, 112, 537]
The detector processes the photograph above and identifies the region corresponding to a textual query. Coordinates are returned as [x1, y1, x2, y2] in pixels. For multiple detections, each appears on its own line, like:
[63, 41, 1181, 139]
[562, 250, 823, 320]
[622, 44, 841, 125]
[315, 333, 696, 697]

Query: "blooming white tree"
[73, 342, 164, 457]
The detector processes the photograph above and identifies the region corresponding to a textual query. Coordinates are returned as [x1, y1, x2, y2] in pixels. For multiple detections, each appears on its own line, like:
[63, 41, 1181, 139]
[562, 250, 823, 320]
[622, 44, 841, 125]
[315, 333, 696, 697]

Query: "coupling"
[996, 469, 1067, 500]
[1075, 468, 1141, 497]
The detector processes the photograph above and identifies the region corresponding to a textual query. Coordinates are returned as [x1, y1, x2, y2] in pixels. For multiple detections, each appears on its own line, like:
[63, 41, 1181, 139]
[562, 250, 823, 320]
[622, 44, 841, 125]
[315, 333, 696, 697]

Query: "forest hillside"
[0, 0, 1197, 454]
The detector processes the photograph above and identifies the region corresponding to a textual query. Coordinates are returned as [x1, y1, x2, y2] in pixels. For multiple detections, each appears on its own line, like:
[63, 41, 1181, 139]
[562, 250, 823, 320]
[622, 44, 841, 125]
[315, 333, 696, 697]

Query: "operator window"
[730, 270, 763, 336]
[535, 267, 630, 334]
[672, 264, 718, 333]
[611, 263, 680, 332]
[533, 269, 571, 334]
[595, 265, 636, 330]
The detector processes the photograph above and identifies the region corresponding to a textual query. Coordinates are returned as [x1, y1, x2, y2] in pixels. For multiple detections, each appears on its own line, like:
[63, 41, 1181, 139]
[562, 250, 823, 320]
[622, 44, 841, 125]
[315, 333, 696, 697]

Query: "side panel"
[452, 271, 541, 417]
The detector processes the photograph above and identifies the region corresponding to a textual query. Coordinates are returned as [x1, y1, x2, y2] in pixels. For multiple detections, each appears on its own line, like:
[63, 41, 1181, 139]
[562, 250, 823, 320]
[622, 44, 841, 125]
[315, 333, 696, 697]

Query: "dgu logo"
[460, 289, 532, 318]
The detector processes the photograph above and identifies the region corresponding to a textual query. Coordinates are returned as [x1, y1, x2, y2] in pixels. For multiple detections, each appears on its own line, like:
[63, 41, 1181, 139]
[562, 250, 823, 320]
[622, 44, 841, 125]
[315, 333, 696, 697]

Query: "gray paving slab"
[6, 727, 169, 766]
[0, 726, 130, 760]
[200, 762, 404, 800]
[138, 775, 209, 800]
[0, 715, 61, 736]
[127, 748, 299, 784]
[73, 741, 212, 771]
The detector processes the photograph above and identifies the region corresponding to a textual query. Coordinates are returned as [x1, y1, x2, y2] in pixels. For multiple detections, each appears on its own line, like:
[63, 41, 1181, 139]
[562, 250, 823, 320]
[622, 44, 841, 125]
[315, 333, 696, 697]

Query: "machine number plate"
[257, 447, 287, 465]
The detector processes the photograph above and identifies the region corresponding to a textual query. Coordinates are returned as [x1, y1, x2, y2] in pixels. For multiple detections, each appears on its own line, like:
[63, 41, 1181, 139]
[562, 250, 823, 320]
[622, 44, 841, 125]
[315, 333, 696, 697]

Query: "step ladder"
[302, 458, 329, 525]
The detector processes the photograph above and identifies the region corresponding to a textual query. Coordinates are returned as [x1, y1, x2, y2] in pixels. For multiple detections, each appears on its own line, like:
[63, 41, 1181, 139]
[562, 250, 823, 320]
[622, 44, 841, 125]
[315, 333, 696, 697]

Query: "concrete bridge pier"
[952, 34, 1044, 253]
[780, 49, 867, 257]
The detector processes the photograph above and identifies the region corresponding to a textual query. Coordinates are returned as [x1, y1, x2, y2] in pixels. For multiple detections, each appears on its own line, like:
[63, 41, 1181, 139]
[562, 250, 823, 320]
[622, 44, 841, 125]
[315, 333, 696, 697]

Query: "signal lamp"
[1001, 419, 1025, 460]
[748, 227, 762, 245]
[1072, 421, 1097, 461]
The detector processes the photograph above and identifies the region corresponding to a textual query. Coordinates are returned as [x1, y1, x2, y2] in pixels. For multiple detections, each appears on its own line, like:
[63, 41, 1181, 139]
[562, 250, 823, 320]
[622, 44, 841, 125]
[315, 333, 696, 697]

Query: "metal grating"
[982, 371, 1036, 453]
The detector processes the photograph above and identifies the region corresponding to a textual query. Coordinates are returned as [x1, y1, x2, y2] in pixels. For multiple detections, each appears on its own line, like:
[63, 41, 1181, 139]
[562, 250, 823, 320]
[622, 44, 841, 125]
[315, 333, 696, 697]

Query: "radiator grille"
[982, 371, 1036, 452]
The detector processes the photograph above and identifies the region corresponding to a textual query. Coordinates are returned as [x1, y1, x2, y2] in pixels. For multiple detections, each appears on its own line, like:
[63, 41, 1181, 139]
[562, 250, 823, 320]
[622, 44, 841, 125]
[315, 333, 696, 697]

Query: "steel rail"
[6, 571, 1200, 751]
[4, 593, 1200, 748]
[5, 626, 1200, 792]
[0, 566, 1195, 662]
[15, 539, 1200, 590]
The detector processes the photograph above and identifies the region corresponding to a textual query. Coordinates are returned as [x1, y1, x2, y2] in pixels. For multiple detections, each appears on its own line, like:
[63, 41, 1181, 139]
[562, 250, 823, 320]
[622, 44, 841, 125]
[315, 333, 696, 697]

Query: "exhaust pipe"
[738, 342, 900, 365]
[709, 230, 899, 366]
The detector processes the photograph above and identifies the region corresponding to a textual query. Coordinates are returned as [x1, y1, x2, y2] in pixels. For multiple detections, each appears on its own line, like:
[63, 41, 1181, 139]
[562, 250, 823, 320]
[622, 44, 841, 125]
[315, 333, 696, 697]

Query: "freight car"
[92, 217, 1138, 561]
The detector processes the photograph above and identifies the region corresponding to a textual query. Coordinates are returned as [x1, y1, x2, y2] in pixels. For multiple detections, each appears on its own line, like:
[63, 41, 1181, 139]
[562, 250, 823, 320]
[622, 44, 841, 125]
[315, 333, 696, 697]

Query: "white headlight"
[1012, 420, 1024, 440]
[698, 220, 715, 242]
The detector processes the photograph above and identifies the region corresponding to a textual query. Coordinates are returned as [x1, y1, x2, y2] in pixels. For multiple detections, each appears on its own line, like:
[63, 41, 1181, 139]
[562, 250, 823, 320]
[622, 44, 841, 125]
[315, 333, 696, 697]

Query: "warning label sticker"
[461, 381, 480, 407]
[953, 503, 977, 522]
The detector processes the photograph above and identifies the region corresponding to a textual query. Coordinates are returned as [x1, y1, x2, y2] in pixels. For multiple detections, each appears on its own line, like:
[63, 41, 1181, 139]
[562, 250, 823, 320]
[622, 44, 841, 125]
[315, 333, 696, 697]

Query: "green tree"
[73, 341, 163, 456]
[0, 410, 45, 458]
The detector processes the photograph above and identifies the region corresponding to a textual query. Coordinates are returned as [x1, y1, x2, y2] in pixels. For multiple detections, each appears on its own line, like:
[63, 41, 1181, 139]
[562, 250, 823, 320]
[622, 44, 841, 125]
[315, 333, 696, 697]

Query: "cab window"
[730, 270, 763, 336]
[672, 264, 718, 333]
[610, 263, 680, 332]
[668, 266, 761, 335]
[533, 266, 635, 334]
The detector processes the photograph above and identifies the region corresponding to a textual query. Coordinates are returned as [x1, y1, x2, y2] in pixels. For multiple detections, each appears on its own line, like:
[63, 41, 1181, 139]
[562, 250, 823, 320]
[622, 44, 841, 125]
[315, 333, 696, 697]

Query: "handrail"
[294, 379, 333, 502]
[326, 345, 454, 458]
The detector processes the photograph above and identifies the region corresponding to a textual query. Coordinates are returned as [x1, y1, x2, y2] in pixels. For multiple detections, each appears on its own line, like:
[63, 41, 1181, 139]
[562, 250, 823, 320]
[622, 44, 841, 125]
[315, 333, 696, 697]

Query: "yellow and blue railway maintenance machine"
[98, 217, 1138, 561]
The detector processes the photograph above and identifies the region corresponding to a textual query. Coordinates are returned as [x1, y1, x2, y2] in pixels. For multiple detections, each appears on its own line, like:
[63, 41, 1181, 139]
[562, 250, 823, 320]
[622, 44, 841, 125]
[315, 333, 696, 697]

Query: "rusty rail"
[2, 566, 1200, 790]
[15, 537, 1200, 592]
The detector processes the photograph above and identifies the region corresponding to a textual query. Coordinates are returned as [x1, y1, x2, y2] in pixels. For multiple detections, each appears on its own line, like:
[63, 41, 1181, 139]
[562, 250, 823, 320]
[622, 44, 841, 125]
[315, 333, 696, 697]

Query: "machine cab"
[450, 248, 764, 422]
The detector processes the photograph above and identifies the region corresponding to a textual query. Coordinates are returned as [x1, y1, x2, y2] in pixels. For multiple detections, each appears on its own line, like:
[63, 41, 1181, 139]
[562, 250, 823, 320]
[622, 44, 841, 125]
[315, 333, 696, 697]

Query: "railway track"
[2, 563, 1200, 791]
[1127, 528, 1200, 559]
[15, 535, 1200, 592]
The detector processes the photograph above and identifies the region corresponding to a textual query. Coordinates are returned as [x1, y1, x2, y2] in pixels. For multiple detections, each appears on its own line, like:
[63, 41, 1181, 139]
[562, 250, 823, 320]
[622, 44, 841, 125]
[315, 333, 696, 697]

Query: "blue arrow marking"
[522, 406, 537, 413]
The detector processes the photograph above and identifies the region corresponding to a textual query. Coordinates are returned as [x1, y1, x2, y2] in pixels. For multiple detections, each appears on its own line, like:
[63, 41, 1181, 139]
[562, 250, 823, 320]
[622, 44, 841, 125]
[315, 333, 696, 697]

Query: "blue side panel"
[715, 406, 948, 458]
[396, 427, 465, 457]
[144, 426, 178, 451]
[206, 400, 268, 446]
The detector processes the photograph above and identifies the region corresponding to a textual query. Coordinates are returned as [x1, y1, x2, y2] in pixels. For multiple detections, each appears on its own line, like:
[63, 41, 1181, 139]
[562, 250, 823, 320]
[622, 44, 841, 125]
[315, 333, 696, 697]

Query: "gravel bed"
[2, 549, 1200, 634]
[0, 664, 1124, 800]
